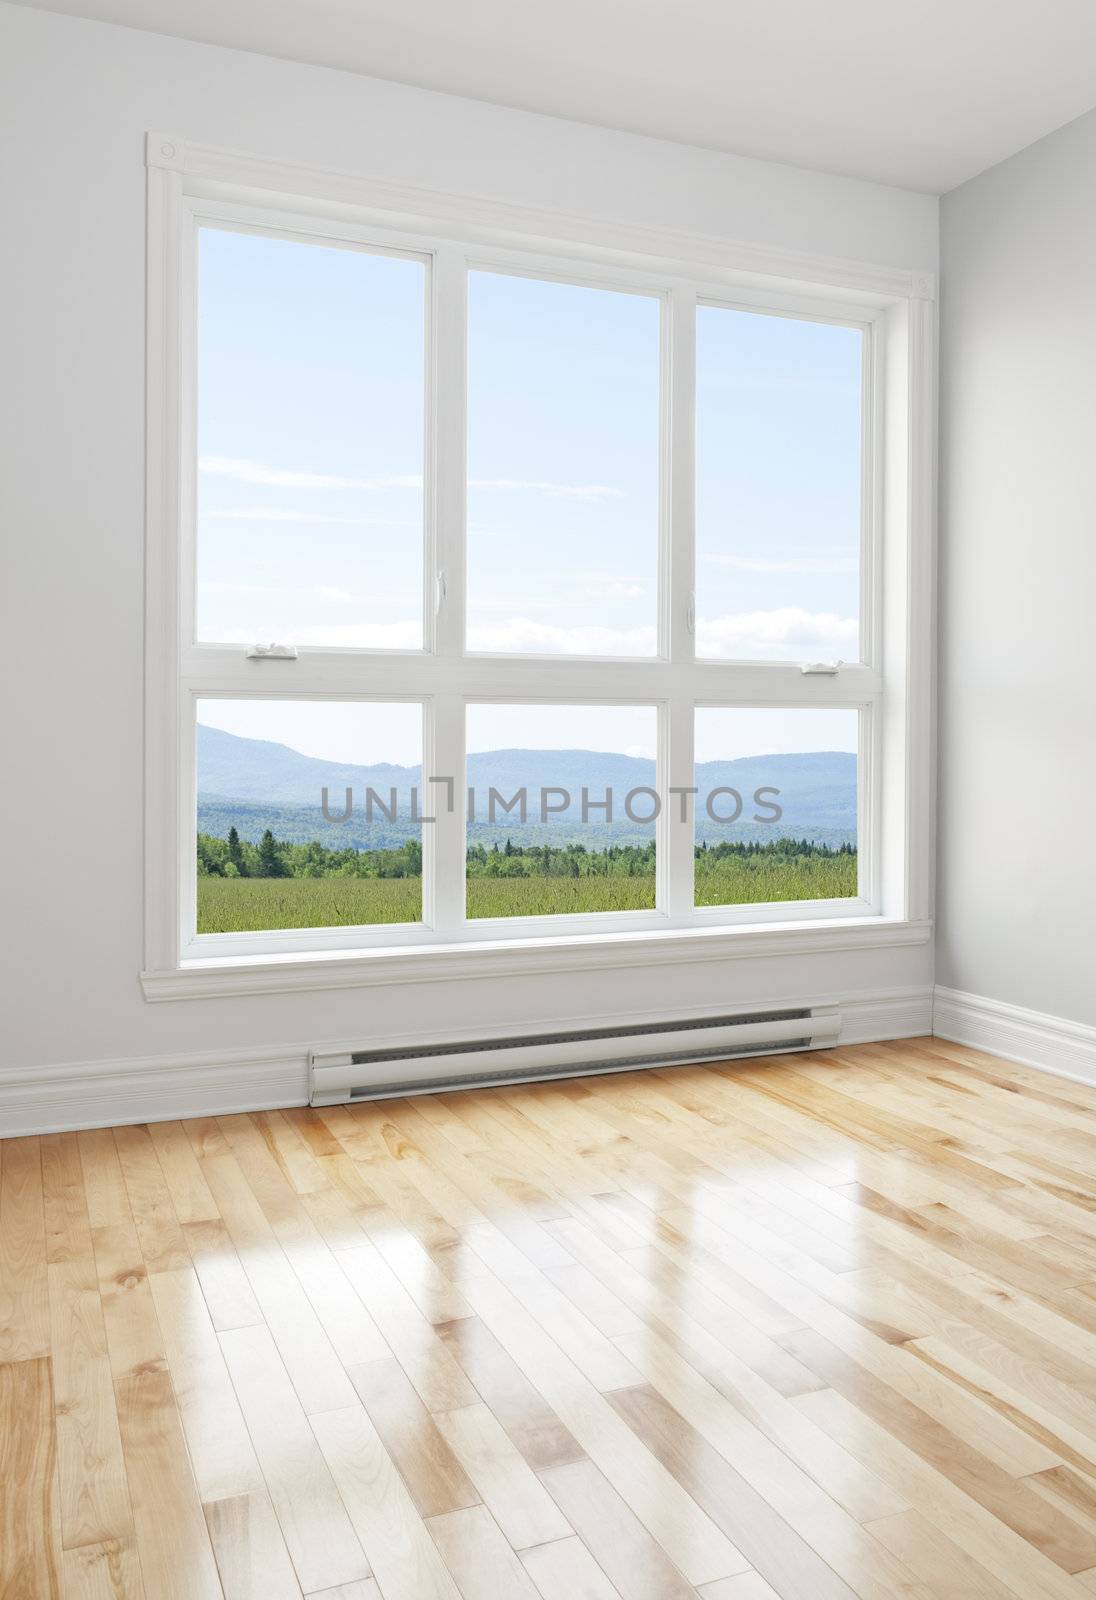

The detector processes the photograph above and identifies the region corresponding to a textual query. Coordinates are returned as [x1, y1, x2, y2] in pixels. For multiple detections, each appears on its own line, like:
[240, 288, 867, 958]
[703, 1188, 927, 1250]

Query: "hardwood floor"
[5, 1036, 1096, 1598]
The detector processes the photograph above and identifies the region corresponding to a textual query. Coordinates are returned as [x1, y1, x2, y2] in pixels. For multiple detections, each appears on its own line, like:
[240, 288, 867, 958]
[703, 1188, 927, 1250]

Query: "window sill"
[141, 915, 931, 1001]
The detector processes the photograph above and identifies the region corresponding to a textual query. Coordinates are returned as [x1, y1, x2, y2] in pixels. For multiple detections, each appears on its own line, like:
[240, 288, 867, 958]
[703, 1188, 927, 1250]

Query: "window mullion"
[426, 244, 468, 938]
[664, 288, 697, 923]
[431, 243, 468, 662]
[426, 692, 467, 937]
[665, 693, 696, 923]
[666, 285, 697, 666]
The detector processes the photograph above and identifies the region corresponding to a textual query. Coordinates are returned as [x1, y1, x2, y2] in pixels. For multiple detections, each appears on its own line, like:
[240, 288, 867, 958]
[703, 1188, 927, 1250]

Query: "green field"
[197, 847, 857, 932]
[197, 874, 423, 932]
[695, 850, 856, 908]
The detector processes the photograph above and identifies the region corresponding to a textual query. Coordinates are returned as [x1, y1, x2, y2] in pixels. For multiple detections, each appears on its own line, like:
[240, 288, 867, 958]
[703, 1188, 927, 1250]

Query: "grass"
[468, 876, 656, 919]
[198, 853, 857, 933]
[197, 875, 421, 933]
[694, 851, 857, 908]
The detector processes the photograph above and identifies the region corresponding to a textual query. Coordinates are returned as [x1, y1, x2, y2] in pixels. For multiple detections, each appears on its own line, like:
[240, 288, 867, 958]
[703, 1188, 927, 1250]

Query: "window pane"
[467, 272, 659, 656]
[197, 229, 425, 648]
[694, 708, 858, 905]
[696, 307, 862, 661]
[466, 705, 657, 918]
[196, 699, 422, 932]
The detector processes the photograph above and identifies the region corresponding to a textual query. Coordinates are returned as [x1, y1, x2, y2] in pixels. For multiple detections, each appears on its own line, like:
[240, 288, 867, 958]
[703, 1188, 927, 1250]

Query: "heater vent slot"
[309, 1005, 839, 1106]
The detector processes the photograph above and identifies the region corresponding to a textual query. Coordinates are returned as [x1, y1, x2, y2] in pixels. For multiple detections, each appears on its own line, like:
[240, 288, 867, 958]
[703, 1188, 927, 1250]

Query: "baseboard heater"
[308, 1004, 840, 1106]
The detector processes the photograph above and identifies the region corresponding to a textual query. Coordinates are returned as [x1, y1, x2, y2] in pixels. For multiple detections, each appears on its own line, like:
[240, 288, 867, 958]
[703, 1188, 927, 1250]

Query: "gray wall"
[938, 110, 1096, 1021]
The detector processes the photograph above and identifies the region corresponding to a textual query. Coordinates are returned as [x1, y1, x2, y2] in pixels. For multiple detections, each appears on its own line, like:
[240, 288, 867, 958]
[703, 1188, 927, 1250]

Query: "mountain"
[196, 724, 857, 848]
[197, 724, 417, 805]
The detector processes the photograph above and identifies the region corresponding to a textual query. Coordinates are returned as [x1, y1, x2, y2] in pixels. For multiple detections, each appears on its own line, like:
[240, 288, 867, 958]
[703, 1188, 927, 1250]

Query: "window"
[466, 705, 659, 918]
[695, 307, 863, 662]
[466, 272, 660, 655]
[145, 140, 933, 989]
[197, 228, 426, 650]
[693, 707, 860, 909]
[195, 699, 423, 934]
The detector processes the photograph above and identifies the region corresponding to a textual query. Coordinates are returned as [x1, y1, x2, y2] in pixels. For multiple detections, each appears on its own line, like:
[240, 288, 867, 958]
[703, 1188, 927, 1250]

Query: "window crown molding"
[145, 131, 935, 306]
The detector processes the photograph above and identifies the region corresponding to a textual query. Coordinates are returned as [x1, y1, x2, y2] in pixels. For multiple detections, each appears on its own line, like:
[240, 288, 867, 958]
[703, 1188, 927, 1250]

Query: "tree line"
[198, 829, 854, 881]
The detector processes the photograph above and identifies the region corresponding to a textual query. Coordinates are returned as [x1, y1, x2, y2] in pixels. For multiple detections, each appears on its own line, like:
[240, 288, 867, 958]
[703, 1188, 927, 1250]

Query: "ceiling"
[14, 0, 1096, 191]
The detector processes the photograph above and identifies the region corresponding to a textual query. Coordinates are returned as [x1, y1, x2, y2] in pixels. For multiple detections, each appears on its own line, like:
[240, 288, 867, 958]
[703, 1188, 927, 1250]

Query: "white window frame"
[142, 133, 934, 1001]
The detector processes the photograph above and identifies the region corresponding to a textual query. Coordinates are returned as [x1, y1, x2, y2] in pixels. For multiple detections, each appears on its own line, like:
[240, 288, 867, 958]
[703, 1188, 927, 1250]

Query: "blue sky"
[196, 227, 861, 767]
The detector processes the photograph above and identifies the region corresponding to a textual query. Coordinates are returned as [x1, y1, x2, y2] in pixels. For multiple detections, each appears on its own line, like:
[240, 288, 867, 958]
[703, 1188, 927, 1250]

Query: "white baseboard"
[0, 986, 933, 1138]
[0, 1043, 308, 1140]
[933, 985, 1096, 1086]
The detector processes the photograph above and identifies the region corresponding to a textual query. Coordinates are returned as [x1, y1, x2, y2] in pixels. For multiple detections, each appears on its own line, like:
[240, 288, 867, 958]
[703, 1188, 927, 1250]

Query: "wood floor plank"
[697, 1579, 782, 1600]
[780, 1325, 1096, 1572]
[606, 1382, 862, 1600]
[539, 1458, 703, 1600]
[113, 1124, 190, 1274]
[455, 1264, 748, 1586]
[435, 1313, 585, 1471]
[311, 1404, 463, 1600]
[794, 1385, 1085, 1600]
[148, 1267, 264, 1503]
[611, 1328, 930, 1599]
[146, 1120, 221, 1225]
[520, 1535, 624, 1598]
[78, 1129, 133, 1229]
[204, 1490, 303, 1600]
[303, 1585, 380, 1600]
[192, 1139, 358, 1415]
[427, 1505, 542, 1599]
[19, 1041, 1096, 1600]
[89, 1221, 164, 1381]
[218, 1324, 370, 1594]
[864, 1508, 1023, 1600]
[182, 1218, 263, 1332]
[1, 1134, 49, 1360]
[1025, 1463, 1096, 1535]
[215, 1114, 391, 1368]
[60, 1537, 145, 1600]
[550, 1217, 906, 1525]
[463, 1222, 644, 1392]
[0, 1356, 62, 1600]
[661, 1196, 1064, 1480]
[434, 1399, 572, 1549]
[112, 1364, 223, 1600]
[550, 1214, 821, 1399]
[337, 1242, 478, 1412]
[47, 1258, 132, 1549]
[41, 1133, 94, 1265]
[348, 1355, 480, 1519]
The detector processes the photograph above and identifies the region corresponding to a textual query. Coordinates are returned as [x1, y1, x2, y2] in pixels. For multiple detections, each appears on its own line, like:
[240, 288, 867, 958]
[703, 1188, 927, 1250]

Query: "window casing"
[143, 135, 934, 994]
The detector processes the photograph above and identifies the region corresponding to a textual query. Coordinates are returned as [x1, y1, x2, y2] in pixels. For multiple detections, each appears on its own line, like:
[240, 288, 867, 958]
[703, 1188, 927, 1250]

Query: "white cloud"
[467, 618, 658, 656]
[200, 456, 622, 501]
[212, 620, 425, 650]
[315, 586, 355, 603]
[701, 553, 858, 574]
[199, 604, 856, 661]
[467, 608, 855, 658]
[697, 607, 857, 657]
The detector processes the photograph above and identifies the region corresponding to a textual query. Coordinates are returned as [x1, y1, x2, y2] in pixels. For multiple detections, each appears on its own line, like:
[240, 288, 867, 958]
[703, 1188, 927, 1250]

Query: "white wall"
[938, 109, 1096, 1025]
[0, 2, 936, 1079]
